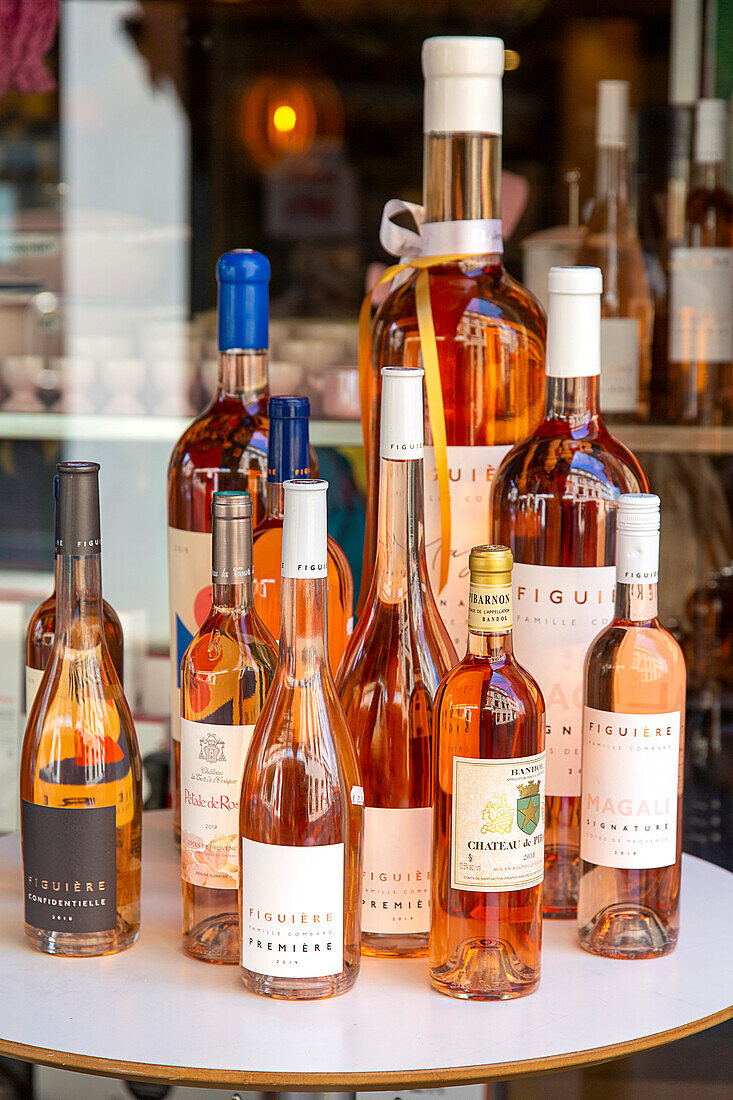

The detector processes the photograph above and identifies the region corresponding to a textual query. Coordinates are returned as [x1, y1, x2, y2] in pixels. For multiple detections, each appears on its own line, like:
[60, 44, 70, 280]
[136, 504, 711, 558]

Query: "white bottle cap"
[694, 98, 728, 163]
[422, 36, 504, 135]
[596, 80, 629, 149]
[545, 266, 602, 378]
[281, 478, 328, 579]
[616, 493, 660, 584]
[380, 366, 424, 459]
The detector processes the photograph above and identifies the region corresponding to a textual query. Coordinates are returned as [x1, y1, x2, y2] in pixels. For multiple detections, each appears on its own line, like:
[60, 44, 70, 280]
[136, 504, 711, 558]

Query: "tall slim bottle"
[578, 494, 685, 958]
[20, 462, 142, 956]
[430, 546, 545, 1000]
[168, 250, 271, 842]
[576, 81, 654, 422]
[360, 36, 546, 646]
[26, 476, 124, 713]
[253, 396, 353, 675]
[491, 267, 647, 918]
[180, 492, 276, 964]
[240, 479, 363, 999]
[337, 367, 456, 957]
[668, 99, 733, 425]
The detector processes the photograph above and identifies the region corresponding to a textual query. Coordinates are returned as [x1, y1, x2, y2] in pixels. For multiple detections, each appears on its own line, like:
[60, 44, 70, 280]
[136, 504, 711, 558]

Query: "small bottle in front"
[253, 395, 353, 675]
[578, 494, 685, 959]
[430, 546, 545, 1000]
[491, 266, 647, 919]
[180, 491, 277, 964]
[20, 462, 142, 957]
[337, 367, 456, 958]
[26, 475, 124, 714]
[240, 479, 363, 999]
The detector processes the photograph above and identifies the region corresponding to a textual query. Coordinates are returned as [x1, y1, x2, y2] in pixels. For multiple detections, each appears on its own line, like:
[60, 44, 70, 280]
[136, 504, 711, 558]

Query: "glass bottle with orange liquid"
[180, 491, 276, 964]
[253, 395, 352, 676]
[337, 367, 456, 957]
[20, 462, 141, 957]
[359, 36, 545, 648]
[430, 545, 545, 999]
[578, 494, 685, 958]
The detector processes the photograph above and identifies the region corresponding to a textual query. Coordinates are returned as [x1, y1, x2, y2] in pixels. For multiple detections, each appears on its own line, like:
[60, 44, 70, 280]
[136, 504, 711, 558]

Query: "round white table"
[0, 810, 730, 1090]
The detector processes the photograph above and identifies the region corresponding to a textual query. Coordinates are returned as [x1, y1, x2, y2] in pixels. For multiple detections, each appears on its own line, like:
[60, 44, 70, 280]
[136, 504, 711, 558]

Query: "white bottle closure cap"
[380, 366, 424, 459]
[596, 80, 629, 148]
[281, 478, 328, 579]
[422, 36, 504, 135]
[695, 98, 728, 163]
[546, 266, 602, 379]
[616, 493, 660, 583]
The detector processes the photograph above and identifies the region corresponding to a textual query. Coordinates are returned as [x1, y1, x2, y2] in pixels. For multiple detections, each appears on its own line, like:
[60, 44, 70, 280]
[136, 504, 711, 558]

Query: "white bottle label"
[513, 564, 616, 797]
[361, 806, 431, 934]
[241, 838, 344, 977]
[600, 317, 640, 413]
[451, 752, 545, 892]
[580, 707, 681, 869]
[168, 527, 212, 743]
[180, 719, 254, 889]
[424, 444, 513, 652]
[669, 247, 733, 363]
[467, 583, 512, 632]
[25, 665, 45, 713]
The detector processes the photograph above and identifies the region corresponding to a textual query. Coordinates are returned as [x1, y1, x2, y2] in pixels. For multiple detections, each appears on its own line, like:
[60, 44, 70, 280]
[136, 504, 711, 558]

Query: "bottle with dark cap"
[179, 490, 277, 964]
[430, 545, 545, 999]
[25, 474, 124, 715]
[252, 395, 353, 674]
[20, 462, 142, 957]
[168, 250, 272, 843]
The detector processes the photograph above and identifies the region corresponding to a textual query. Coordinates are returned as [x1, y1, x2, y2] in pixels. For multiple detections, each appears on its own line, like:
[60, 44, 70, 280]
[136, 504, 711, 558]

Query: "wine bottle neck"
[217, 350, 268, 402]
[546, 376, 600, 424]
[423, 132, 501, 225]
[55, 553, 104, 642]
[212, 581, 253, 612]
[467, 627, 513, 659]
[266, 482, 285, 519]
[691, 160, 727, 193]
[279, 576, 329, 676]
[372, 457, 429, 606]
[593, 145, 631, 210]
[614, 582, 658, 623]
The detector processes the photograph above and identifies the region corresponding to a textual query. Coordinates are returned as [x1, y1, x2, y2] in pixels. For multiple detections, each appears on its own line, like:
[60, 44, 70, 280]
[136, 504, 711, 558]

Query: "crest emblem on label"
[198, 730, 226, 764]
[516, 779, 541, 835]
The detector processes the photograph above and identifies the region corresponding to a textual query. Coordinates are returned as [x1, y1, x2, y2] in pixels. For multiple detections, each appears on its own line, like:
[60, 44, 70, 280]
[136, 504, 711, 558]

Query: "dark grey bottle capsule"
[56, 461, 101, 556]
[211, 491, 254, 585]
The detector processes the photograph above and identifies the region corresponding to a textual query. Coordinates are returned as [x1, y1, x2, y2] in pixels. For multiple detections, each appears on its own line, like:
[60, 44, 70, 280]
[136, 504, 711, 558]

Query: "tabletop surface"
[0, 810, 730, 1090]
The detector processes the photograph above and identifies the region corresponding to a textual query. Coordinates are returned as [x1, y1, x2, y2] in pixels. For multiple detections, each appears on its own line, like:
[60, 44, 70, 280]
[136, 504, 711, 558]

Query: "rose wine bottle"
[26, 476, 124, 714]
[359, 36, 546, 647]
[20, 463, 142, 957]
[180, 491, 277, 964]
[253, 396, 353, 676]
[491, 266, 647, 918]
[430, 545, 545, 999]
[668, 99, 733, 425]
[576, 81, 654, 422]
[240, 479, 363, 999]
[337, 367, 456, 958]
[168, 250, 271, 843]
[578, 494, 685, 958]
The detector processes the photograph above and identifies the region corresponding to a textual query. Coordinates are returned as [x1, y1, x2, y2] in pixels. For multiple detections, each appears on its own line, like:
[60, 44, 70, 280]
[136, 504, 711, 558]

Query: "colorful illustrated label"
[600, 317, 640, 413]
[168, 527, 212, 744]
[580, 707, 681, 869]
[451, 752, 545, 892]
[22, 801, 117, 933]
[468, 582, 512, 632]
[25, 665, 44, 714]
[424, 444, 512, 652]
[361, 806, 431, 934]
[513, 564, 616, 797]
[180, 719, 254, 889]
[241, 838, 344, 977]
[669, 247, 733, 363]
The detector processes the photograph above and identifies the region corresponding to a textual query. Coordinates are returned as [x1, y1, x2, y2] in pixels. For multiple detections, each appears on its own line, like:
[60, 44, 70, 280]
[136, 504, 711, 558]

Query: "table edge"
[2, 1005, 731, 1090]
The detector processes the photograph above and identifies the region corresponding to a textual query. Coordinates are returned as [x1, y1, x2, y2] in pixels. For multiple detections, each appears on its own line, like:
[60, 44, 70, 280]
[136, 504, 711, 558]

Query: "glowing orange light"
[273, 104, 297, 133]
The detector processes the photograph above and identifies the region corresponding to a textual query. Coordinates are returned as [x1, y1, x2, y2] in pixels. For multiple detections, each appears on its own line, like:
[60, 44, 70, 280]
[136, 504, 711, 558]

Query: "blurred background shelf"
[0, 412, 364, 447]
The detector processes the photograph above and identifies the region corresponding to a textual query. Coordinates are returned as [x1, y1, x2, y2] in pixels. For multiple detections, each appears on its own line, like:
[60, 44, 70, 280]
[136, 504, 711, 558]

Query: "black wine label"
[22, 801, 117, 933]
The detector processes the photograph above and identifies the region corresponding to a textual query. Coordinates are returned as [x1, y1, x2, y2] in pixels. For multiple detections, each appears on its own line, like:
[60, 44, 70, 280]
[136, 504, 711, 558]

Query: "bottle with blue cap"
[252, 395, 353, 674]
[167, 249, 272, 843]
